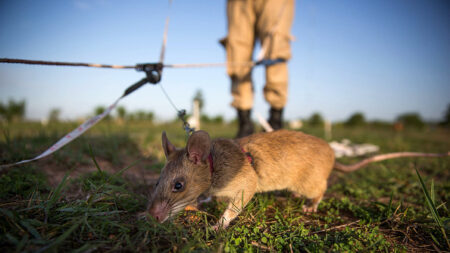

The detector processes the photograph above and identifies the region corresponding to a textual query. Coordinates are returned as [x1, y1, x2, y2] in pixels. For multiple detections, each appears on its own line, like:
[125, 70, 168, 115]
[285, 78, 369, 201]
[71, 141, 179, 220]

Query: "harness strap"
[240, 147, 254, 166]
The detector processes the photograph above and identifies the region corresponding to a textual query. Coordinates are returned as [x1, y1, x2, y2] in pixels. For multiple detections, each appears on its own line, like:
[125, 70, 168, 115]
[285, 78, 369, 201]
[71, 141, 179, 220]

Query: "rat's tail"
[334, 151, 450, 172]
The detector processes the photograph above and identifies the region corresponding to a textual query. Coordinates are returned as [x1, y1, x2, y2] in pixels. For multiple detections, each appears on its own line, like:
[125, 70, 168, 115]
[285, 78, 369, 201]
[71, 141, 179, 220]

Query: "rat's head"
[147, 130, 212, 222]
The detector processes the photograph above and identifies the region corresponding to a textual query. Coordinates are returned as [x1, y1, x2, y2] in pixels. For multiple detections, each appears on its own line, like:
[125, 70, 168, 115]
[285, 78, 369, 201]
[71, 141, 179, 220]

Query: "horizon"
[1, 98, 446, 125]
[1, 0, 449, 123]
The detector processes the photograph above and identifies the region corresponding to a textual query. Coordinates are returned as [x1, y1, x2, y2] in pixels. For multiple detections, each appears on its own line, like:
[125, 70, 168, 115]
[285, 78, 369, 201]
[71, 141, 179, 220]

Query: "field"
[0, 120, 449, 252]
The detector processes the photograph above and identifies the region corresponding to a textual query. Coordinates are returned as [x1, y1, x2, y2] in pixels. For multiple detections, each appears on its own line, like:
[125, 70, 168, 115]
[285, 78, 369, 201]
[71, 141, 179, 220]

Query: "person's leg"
[223, 0, 256, 137]
[265, 61, 288, 130]
[255, 0, 294, 130]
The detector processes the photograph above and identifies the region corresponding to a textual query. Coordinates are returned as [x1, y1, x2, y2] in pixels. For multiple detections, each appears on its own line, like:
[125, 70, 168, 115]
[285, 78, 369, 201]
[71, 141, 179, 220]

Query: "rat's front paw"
[211, 224, 221, 232]
[211, 220, 229, 231]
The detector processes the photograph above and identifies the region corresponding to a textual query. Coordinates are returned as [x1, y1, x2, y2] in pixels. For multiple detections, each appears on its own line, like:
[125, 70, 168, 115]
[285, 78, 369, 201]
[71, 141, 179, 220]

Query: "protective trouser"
[222, 0, 294, 110]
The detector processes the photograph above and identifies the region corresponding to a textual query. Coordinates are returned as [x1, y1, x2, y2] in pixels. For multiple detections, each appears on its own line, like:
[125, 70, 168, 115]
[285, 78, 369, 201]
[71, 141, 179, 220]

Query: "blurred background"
[0, 0, 449, 125]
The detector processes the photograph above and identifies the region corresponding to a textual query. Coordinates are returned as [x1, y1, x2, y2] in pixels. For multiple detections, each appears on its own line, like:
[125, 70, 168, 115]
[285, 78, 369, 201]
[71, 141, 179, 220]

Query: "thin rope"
[0, 1, 289, 71]
[0, 58, 268, 69]
[159, 83, 180, 112]
[165, 61, 255, 68]
[159, 0, 172, 64]
[0, 58, 135, 69]
[159, 83, 194, 135]
[156, 1, 194, 136]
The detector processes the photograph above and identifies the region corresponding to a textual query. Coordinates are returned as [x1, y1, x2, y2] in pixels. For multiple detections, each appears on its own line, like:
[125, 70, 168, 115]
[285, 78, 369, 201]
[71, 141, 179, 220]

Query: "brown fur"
[148, 129, 333, 228]
[147, 129, 448, 229]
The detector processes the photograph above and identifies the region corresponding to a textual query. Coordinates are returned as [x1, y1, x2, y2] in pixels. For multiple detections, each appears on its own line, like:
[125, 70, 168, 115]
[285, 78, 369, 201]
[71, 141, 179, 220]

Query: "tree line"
[0, 100, 155, 123]
[306, 109, 450, 129]
[95, 106, 154, 122]
[1, 98, 449, 129]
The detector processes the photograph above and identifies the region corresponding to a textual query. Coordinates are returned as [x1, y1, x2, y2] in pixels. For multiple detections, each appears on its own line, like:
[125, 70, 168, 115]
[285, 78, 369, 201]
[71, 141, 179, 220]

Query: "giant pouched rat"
[147, 129, 448, 229]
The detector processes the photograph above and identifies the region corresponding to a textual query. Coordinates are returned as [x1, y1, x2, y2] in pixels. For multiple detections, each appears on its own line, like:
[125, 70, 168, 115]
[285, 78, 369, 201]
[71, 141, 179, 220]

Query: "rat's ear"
[162, 131, 176, 159]
[187, 130, 211, 165]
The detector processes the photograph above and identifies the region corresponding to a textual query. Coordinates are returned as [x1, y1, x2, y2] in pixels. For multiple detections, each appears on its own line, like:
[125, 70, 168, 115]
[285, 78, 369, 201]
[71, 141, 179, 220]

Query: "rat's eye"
[172, 181, 184, 192]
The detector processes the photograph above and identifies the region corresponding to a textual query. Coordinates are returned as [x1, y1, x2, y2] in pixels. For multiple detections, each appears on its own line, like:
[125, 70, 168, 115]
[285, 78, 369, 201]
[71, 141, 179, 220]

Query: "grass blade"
[37, 220, 82, 253]
[415, 168, 449, 249]
[415, 168, 442, 227]
[430, 179, 435, 205]
[44, 171, 70, 223]
[88, 144, 103, 175]
[110, 158, 141, 179]
[20, 220, 42, 240]
[15, 234, 28, 253]
[70, 243, 97, 253]
[387, 191, 393, 218]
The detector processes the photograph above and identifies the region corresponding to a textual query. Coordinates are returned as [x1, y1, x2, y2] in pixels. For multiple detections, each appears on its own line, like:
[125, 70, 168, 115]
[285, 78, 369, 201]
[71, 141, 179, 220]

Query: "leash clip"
[177, 109, 195, 136]
[136, 63, 163, 84]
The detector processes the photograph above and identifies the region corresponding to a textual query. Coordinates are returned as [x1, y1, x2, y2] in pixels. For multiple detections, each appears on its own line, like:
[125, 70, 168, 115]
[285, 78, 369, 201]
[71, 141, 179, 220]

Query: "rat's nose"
[148, 201, 168, 222]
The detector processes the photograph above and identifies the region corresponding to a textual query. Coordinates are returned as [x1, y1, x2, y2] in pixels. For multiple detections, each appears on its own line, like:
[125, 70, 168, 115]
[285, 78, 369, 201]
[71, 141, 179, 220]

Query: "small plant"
[416, 168, 450, 250]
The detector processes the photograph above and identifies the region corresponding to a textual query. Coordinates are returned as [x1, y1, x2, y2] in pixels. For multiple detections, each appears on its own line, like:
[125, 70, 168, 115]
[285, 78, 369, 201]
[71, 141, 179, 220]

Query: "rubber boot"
[268, 107, 284, 130]
[236, 109, 254, 138]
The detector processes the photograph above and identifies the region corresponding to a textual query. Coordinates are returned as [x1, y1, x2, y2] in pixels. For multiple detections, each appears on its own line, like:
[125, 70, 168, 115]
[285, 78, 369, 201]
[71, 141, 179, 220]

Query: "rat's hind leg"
[290, 189, 324, 213]
[302, 194, 323, 213]
[290, 180, 327, 214]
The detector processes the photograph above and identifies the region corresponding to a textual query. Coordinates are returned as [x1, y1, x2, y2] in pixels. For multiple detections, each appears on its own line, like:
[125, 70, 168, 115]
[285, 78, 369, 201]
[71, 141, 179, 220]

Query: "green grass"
[0, 120, 449, 252]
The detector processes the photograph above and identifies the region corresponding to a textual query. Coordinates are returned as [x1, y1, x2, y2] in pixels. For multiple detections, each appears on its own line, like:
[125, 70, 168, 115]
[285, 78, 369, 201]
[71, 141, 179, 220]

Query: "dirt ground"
[36, 157, 160, 187]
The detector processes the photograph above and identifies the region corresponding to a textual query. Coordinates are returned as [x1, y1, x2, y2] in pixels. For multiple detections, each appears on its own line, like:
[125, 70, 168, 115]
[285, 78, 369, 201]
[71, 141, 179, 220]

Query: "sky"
[0, 0, 449, 122]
